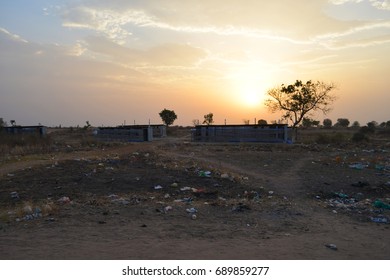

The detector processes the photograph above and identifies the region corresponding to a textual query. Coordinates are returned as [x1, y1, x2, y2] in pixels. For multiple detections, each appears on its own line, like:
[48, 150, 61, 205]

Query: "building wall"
[4, 126, 47, 135]
[95, 127, 153, 142]
[191, 125, 291, 143]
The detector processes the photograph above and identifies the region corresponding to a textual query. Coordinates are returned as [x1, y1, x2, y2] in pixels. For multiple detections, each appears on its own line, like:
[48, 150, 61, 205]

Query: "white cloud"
[328, 0, 364, 4]
[0, 27, 28, 43]
[370, 0, 390, 10]
[329, 0, 390, 10]
[59, 1, 348, 45]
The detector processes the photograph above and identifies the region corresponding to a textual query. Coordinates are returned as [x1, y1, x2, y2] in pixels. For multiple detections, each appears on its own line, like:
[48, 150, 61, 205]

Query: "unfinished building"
[95, 125, 166, 142]
[3, 125, 47, 136]
[191, 124, 291, 143]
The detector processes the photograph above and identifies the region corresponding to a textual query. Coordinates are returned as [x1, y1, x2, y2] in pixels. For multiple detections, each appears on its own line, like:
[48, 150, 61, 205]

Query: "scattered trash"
[164, 206, 173, 213]
[191, 214, 197, 220]
[370, 216, 389, 223]
[57, 196, 71, 204]
[10, 191, 20, 200]
[268, 191, 274, 195]
[23, 207, 42, 221]
[174, 197, 193, 203]
[154, 185, 163, 190]
[186, 207, 198, 214]
[110, 197, 130, 205]
[171, 182, 179, 188]
[325, 244, 338, 250]
[180, 187, 192, 191]
[349, 163, 367, 170]
[199, 171, 211, 178]
[373, 200, 390, 210]
[7, 173, 15, 177]
[334, 192, 348, 199]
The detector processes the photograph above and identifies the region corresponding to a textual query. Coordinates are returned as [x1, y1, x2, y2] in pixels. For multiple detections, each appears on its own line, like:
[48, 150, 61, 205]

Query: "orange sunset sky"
[0, 0, 389, 127]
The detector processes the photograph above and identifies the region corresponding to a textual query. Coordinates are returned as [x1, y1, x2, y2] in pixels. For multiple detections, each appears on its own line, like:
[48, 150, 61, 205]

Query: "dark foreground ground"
[0, 133, 389, 259]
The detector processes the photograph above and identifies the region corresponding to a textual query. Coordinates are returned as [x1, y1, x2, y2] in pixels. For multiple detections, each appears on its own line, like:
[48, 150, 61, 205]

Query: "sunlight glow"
[229, 65, 269, 108]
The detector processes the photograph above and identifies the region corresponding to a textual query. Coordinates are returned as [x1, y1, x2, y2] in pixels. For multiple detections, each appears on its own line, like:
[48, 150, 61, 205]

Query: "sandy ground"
[0, 137, 389, 259]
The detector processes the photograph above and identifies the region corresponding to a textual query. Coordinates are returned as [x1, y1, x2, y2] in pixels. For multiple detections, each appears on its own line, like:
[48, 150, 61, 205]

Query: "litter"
[174, 197, 193, 203]
[164, 206, 173, 213]
[10, 191, 19, 200]
[57, 196, 71, 203]
[373, 200, 390, 210]
[334, 192, 348, 199]
[370, 216, 389, 223]
[199, 171, 211, 177]
[349, 163, 367, 170]
[325, 244, 338, 250]
[154, 185, 163, 190]
[186, 207, 198, 214]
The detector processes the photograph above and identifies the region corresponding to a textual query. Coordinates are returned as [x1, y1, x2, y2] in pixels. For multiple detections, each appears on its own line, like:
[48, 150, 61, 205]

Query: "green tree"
[351, 121, 360, 128]
[159, 109, 177, 126]
[323, 118, 332, 128]
[367, 121, 378, 132]
[302, 118, 320, 128]
[265, 80, 336, 139]
[336, 118, 350, 128]
[203, 113, 214, 125]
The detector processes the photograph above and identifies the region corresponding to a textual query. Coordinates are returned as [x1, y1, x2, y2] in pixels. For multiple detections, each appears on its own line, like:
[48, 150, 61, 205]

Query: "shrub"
[315, 132, 348, 144]
[352, 132, 369, 142]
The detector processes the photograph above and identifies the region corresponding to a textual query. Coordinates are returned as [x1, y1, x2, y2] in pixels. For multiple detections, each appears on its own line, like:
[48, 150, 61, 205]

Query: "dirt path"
[1, 140, 389, 259]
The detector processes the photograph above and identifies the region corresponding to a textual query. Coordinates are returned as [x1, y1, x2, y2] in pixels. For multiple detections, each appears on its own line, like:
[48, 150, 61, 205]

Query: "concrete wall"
[4, 126, 47, 135]
[95, 126, 155, 142]
[191, 124, 291, 143]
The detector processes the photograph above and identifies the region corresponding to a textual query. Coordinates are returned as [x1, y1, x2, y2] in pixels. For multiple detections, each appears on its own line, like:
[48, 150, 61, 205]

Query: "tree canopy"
[265, 80, 337, 137]
[159, 109, 177, 126]
[203, 113, 214, 125]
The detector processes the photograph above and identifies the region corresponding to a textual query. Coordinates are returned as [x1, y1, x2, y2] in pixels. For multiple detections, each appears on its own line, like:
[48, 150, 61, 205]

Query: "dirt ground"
[0, 130, 389, 259]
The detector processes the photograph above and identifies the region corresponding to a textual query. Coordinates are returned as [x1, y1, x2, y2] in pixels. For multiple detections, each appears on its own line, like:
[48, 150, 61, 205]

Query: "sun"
[228, 65, 269, 108]
[241, 86, 265, 107]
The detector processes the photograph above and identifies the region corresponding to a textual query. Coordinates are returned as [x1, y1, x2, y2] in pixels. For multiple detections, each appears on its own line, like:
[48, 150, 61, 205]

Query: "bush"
[315, 132, 348, 144]
[352, 132, 369, 142]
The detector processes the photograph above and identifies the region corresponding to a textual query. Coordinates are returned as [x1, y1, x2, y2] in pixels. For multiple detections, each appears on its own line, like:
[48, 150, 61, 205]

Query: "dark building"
[3, 125, 47, 136]
[95, 125, 166, 142]
[191, 124, 291, 143]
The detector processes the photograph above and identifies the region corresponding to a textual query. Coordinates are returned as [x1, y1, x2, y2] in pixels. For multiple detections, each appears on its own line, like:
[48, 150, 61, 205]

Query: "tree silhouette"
[265, 80, 336, 139]
[203, 113, 214, 125]
[159, 109, 177, 126]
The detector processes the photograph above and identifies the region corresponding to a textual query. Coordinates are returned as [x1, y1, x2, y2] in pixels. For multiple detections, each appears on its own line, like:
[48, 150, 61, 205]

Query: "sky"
[0, 0, 389, 127]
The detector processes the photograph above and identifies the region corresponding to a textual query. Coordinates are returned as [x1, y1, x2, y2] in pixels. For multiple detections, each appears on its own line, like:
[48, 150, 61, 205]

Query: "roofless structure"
[191, 124, 291, 143]
[95, 125, 166, 142]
